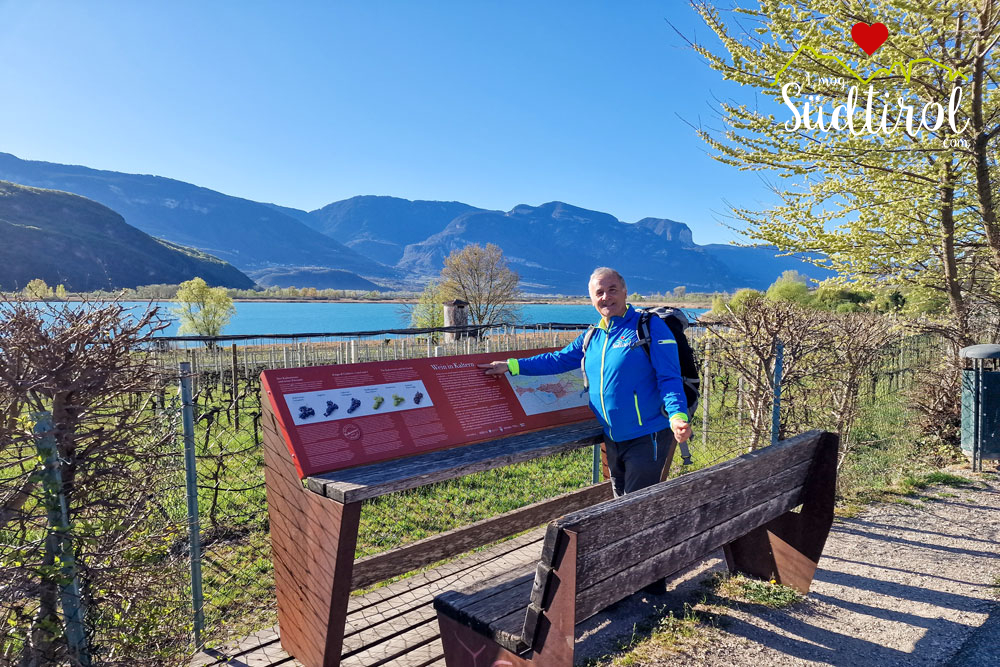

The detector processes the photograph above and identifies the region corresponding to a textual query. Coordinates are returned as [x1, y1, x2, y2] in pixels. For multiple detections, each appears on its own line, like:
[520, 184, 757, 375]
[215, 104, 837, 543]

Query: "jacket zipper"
[599, 330, 612, 439]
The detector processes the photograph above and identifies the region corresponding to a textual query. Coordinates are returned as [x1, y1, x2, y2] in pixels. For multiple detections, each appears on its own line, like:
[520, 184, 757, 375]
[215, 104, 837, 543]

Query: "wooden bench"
[433, 430, 838, 667]
[261, 398, 613, 667]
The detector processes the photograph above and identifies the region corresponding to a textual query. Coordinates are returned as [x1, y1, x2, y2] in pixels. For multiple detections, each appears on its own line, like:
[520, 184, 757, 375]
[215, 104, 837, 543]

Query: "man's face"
[589, 274, 627, 320]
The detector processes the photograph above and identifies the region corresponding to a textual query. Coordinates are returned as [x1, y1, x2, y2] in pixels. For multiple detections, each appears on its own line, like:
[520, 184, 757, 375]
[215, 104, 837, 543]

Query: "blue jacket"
[508, 305, 688, 441]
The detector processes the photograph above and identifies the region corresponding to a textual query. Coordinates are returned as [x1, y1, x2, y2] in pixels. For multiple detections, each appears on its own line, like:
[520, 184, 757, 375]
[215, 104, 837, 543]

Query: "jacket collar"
[597, 304, 635, 331]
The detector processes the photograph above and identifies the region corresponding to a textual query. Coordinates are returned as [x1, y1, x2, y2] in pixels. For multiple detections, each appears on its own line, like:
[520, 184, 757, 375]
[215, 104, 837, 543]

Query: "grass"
[704, 572, 804, 608]
[582, 604, 709, 667]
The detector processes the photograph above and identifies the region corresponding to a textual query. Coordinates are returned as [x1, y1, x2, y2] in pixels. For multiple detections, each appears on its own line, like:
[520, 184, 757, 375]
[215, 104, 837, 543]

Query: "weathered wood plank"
[558, 430, 823, 545]
[575, 460, 812, 588]
[351, 483, 610, 589]
[308, 421, 603, 503]
[437, 572, 534, 651]
[343, 541, 537, 652]
[347, 529, 544, 617]
[575, 487, 801, 621]
[342, 617, 440, 666]
[190, 626, 282, 666]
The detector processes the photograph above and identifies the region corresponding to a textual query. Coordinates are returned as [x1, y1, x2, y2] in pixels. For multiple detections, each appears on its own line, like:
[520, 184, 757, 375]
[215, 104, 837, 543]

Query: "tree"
[54, 284, 67, 300]
[173, 277, 235, 338]
[0, 297, 180, 664]
[766, 272, 813, 305]
[409, 281, 445, 329]
[22, 278, 53, 300]
[689, 0, 1000, 345]
[439, 243, 521, 325]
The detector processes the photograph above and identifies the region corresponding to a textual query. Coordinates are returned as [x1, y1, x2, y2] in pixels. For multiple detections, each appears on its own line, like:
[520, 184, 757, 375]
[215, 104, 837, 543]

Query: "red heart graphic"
[852, 22, 888, 56]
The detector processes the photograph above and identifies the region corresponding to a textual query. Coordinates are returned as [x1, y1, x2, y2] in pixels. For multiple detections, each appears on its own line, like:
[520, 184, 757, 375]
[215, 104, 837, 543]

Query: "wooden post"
[231, 343, 240, 430]
[701, 340, 710, 451]
[261, 402, 361, 666]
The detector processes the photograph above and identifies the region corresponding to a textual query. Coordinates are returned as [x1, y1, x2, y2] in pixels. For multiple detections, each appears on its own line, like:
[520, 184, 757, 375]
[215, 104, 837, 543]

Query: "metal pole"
[179, 363, 205, 647]
[33, 412, 92, 667]
[701, 340, 710, 450]
[771, 340, 784, 447]
[974, 360, 983, 473]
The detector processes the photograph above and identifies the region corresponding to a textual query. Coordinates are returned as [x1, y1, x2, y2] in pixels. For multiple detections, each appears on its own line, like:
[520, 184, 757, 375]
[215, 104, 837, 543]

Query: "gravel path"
[577, 469, 1000, 666]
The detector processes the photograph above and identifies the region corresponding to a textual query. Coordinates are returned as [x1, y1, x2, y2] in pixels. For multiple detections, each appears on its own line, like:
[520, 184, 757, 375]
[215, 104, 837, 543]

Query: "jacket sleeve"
[647, 317, 689, 421]
[508, 332, 585, 376]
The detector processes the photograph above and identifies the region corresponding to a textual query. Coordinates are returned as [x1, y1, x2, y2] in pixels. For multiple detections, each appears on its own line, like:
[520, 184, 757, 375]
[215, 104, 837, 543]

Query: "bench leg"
[723, 432, 838, 594]
[437, 614, 532, 667]
[263, 406, 362, 667]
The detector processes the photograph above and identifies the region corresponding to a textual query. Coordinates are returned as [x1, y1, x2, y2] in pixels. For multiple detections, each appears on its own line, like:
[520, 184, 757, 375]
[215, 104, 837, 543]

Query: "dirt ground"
[575, 467, 1000, 666]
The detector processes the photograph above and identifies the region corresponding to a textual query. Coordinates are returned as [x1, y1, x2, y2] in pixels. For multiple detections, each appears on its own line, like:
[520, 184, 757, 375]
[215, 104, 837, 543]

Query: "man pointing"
[481, 267, 691, 496]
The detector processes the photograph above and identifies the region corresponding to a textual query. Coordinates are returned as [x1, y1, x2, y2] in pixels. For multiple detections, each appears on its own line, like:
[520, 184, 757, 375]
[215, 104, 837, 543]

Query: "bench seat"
[434, 430, 839, 667]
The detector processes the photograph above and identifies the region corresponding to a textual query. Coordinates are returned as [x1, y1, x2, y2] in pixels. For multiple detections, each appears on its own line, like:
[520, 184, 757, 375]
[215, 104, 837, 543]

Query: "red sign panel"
[261, 348, 594, 478]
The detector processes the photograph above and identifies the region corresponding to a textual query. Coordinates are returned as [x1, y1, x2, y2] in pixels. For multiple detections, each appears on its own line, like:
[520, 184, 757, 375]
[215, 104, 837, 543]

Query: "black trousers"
[604, 427, 677, 497]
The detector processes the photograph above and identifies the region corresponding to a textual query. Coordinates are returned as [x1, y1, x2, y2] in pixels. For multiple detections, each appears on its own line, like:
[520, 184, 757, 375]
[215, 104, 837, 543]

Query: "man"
[481, 267, 691, 496]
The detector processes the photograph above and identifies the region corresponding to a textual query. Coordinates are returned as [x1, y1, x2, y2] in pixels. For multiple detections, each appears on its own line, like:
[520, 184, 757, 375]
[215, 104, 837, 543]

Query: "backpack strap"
[635, 310, 652, 357]
[580, 325, 597, 390]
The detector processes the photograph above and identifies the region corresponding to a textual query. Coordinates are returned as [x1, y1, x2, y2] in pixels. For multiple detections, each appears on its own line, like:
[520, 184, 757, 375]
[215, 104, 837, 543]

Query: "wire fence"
[2, 317, 952, 665]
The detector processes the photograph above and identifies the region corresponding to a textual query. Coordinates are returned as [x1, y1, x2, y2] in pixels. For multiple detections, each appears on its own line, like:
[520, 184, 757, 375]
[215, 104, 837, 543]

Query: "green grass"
[357, 448, 591, 556]
[581, 604, 709, 667]
[704, 572, 803, 608]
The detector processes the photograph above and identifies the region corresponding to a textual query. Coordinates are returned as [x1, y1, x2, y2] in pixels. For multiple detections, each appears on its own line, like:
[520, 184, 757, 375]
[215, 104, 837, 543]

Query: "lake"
[115, 302, 708, 337]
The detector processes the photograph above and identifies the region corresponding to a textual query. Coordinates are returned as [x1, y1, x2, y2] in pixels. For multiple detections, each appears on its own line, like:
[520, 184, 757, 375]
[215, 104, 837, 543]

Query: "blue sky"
[0, 1, 770, 245]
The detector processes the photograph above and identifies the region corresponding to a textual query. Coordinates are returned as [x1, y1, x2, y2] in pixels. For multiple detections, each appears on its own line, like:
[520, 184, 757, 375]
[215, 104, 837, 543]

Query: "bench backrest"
[523, 429, 837, 647]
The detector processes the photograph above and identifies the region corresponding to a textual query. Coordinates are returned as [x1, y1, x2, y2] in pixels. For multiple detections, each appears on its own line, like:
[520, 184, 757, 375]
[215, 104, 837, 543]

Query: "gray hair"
[589, 267, 626, 290]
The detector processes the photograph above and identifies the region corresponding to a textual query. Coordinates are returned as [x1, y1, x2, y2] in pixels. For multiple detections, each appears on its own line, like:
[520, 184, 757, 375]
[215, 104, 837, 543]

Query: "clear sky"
[0, 1, 770, 245]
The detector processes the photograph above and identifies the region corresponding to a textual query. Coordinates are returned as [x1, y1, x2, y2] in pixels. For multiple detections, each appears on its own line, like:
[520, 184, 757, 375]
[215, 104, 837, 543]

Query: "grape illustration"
[373, 395, 385, 410]
[413, 391, 424, 405]
[298, 406, 315, 420]
[347, 398, 362, 414]
[392, 394, 405, 406]
[324, 401, 338, 417]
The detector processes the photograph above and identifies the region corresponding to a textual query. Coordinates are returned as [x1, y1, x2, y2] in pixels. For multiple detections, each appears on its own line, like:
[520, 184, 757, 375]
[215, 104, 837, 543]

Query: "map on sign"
[508, 370, 589, 416]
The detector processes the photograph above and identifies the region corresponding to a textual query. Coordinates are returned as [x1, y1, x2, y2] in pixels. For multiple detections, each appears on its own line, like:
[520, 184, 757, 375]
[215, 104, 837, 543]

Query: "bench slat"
[308, 421, 604, 503]
[558, 430, 823, 546]
[352, 482, 611, 589]
[575, 460, 813, 588]
[435, 571, 535, 653]
[348, 530, 545, 623]
[575, 486, 802, 621]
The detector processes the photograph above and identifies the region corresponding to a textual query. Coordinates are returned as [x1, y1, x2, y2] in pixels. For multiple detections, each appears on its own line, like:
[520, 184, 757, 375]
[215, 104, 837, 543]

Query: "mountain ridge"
[0, 153, 832, 294]
[0, 180, 254, 291]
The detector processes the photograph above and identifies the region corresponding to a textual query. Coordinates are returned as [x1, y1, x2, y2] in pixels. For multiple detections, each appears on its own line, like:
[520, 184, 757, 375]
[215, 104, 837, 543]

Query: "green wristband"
[507, 358, 520, 375]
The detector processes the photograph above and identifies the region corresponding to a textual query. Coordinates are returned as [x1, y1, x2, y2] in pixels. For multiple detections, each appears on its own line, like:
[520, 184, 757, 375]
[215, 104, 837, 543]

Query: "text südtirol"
[781, 83, 968, 137]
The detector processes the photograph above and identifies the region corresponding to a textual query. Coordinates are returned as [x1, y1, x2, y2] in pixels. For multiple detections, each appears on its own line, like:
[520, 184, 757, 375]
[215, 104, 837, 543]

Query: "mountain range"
[0, 152, 832, 294]
[0, 180, 253, 292]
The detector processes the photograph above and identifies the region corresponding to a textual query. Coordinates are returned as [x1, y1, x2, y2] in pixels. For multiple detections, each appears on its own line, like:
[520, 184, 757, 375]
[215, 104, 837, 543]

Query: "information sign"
[261, 348, 593, 478]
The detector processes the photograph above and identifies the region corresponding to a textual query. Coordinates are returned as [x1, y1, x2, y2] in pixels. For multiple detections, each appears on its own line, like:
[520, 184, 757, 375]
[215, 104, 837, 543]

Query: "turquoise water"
[114, 301, 707, 337]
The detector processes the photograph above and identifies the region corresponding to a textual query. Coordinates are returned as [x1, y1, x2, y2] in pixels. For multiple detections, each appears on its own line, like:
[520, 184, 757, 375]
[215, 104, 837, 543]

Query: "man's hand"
[478, 361, 510, 376]
[670, 417, 692, 444]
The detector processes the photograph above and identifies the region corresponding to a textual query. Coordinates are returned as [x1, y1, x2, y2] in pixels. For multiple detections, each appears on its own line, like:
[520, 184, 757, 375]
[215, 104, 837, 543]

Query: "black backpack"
[580, 306, 701, 413]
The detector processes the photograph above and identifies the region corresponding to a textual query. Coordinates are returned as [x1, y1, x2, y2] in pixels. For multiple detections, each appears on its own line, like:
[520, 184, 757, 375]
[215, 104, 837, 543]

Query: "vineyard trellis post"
[771, 340, 784, 447]
[33, 411, 92, 667]
[179, 362, 205, 648]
